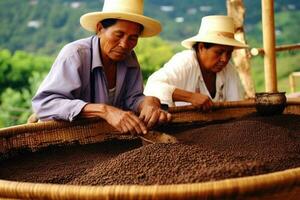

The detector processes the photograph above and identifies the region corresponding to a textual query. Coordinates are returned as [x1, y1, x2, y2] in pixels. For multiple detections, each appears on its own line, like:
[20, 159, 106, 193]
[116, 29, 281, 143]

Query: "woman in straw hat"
[144, 15, 248, 110]
[32, 0, 171, 135]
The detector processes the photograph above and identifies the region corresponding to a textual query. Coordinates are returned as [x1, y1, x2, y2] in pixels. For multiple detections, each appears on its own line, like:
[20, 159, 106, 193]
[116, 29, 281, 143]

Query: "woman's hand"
[104, 105, 148, 135]
[189, 92, 213, 111]
[138, 96, 172, 129]
[81, 103, 147, 135]
[172, 88, 213, 111]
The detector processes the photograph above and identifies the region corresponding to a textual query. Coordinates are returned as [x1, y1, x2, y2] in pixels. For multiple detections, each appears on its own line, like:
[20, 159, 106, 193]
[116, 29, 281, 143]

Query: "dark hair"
[192, 42, 216, 51]
[100, 18, 144, 33]
[100, 18, 118, 28]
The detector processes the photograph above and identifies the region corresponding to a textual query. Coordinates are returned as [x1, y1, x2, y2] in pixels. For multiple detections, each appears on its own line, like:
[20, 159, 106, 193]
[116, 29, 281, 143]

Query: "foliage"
[0, 49, 52, 127]
[0, 88, 32, 127]
[251, 51, 300, 93]
[0, 49, 52, 94]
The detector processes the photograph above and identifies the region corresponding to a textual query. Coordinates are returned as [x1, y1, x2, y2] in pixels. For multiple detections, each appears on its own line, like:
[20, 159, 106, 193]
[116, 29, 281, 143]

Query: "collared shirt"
[32, 36, 145, 121]
[144, 50, 244, 106]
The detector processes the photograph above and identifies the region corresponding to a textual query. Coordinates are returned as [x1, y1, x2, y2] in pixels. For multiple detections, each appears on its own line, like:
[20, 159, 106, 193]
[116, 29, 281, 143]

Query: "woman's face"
[98, 19, 141, 62]
[197, 43, 234, 73]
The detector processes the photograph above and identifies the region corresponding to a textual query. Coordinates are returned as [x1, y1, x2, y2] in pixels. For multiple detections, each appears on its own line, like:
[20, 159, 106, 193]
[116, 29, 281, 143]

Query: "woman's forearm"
[172, 88, 193, 103]
[172, 88, 213, 110]
[80, 103, 107, 119]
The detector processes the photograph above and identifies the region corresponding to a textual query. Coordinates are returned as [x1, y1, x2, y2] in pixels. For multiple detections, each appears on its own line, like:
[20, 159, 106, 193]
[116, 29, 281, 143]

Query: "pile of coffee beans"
[1, 114, 300, 185]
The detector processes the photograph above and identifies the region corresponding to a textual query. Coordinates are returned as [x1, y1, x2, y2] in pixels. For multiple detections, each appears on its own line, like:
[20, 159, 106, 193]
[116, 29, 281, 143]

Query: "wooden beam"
[251, 43, 300, 56]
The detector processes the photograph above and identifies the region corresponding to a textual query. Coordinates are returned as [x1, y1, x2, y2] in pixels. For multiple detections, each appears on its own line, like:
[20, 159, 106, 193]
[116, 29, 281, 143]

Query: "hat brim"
[80, 12, 161, 37]
[181, 34, 248, 49]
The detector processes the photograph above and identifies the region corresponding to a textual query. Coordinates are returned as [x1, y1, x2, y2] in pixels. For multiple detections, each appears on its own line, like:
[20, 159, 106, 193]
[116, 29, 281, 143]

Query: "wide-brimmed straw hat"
[80, 0, 161, 37]
[181, 15, 248, 49]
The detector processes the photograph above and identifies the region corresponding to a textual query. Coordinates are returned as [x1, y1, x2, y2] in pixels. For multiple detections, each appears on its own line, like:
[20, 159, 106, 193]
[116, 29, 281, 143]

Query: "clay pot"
[255, 92, 287, 116]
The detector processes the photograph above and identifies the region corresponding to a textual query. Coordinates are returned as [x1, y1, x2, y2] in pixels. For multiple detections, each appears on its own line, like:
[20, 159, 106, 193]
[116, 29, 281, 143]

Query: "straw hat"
[80, 0, 161, 37]
[181, 15, 248, 49]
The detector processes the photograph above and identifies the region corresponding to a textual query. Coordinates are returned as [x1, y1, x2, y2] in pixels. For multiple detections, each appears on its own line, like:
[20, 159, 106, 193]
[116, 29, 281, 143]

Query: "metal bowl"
[255, 92, 287, 116]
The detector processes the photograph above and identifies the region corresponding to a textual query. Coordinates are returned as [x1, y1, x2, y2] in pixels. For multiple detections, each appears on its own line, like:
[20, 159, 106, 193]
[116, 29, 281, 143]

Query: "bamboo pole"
[262, 0, 277, 92]
[250, 43, 300, 56]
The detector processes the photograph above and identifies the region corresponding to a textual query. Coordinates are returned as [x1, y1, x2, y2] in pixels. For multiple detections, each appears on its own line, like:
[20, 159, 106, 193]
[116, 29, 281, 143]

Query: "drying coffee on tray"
[1, 114, 300, 185]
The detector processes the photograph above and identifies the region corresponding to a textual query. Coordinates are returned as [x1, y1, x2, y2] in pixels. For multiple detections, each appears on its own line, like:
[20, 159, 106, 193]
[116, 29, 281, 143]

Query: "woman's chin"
[213, 66, 225, 73]
[110, 54, 126, 62]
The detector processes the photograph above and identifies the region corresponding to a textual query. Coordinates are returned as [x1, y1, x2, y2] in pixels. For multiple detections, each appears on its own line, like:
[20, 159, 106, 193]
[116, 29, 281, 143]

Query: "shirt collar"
[216, 69, 225, 90]
[91, 36, 139, 70]
[91, 36, 103, 70]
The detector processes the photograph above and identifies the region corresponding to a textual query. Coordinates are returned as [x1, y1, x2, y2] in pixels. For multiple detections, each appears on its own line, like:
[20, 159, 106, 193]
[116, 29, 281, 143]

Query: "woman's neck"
[200, 65, 215, 76]
[200, 65, 216, 98]
[100, 52, 117, 89]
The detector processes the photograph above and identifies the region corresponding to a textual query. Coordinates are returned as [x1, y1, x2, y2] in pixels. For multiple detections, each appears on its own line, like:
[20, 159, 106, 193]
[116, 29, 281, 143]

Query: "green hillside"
[1, 0, 300, 54]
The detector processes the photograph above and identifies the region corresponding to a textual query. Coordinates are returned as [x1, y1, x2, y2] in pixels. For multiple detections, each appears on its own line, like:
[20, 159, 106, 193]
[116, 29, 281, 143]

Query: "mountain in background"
[0, 0, 299, 55]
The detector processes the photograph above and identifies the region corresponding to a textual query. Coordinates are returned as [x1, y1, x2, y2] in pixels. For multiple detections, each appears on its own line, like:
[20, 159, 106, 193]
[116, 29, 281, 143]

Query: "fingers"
[158, 111, 172, 123]
[191, 94, 213, 112]
[166, 112, 172, 122]
[158, 112, 167, 123]
[106, 108, 147, 135]
[201, 99, 213, 112]
[128, 113, 147, 134]
[146, 110, 160, 129]
[190, 93, 213, 111]
[139, 111, 149, 126]
[121, 112, 147, 135]
[117, 110, 170, 134]
[140, 109, 172, 129]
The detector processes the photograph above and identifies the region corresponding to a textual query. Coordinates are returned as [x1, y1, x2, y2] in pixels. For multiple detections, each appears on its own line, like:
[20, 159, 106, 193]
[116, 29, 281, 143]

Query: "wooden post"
[262, 0, 277, 92]
[289, 74, 296, 93]
[227, 0, 255, 98]
[289, 72, 300, 93]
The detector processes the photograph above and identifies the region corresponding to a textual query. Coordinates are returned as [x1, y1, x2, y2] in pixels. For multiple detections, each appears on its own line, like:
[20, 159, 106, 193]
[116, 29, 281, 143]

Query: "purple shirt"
[32, 36, 145, 121]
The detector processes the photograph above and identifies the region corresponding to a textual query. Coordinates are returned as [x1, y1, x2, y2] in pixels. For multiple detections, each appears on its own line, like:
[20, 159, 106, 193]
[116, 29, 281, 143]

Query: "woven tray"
[1, 101, 300, 200]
